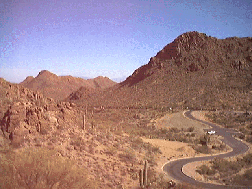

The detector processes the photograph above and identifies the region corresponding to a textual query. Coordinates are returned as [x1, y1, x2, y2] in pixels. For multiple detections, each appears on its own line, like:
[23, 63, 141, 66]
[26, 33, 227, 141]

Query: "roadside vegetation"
[206, 111, 252, 144]
[196, 153, 252, 186]
[197, 110, 252, 186]
[88, 108, 227, 154]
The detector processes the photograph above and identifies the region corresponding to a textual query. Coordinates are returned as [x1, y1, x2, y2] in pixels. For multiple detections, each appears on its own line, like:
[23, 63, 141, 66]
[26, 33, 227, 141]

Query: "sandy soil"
[191, 111, 209, 121]
[141, 138, 196, 174]
[154, 111, 211, 135]
[182, 161, 205, 181]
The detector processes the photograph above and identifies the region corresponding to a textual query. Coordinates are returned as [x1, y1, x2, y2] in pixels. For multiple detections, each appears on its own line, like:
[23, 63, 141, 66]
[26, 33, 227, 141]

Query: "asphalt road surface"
[163, 110, 250, 189]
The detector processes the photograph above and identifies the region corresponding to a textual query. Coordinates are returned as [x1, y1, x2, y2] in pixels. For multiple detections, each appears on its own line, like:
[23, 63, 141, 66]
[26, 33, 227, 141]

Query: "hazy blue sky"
[1, 0, 251, 83]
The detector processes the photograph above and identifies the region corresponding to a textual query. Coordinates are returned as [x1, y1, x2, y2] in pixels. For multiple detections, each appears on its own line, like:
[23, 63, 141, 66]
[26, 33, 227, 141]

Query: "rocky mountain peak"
[37, 70, 58, 79]
[20, 76, 34, 85]
[38, 70, 52, 75]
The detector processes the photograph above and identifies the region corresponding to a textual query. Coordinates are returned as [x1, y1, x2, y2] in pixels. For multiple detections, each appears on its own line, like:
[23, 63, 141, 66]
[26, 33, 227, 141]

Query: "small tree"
[200, 134, 210, 146]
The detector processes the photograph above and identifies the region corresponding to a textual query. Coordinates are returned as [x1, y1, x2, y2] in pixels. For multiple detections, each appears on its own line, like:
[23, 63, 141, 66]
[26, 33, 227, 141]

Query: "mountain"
[67, 31, 252, 110]
[20, 70, 116, 100]
[20, 76, 34, 85]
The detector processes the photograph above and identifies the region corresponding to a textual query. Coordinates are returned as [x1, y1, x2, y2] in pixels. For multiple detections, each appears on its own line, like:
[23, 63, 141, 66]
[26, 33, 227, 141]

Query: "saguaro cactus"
[144, 160, 148, 187]
[83, 114, 86, 130]
[139, 169, 143, 188]
[139, 160, 148, 188]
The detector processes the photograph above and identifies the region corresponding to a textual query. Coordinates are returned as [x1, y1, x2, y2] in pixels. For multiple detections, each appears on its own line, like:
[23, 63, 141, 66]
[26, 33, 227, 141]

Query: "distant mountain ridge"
[20, 70, 116, 100]
[67, 31, 252, 110]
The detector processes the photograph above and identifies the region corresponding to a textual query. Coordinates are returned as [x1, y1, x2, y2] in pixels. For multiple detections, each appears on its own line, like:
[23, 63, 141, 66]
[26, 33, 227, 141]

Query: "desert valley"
[0, 31, 252, 189]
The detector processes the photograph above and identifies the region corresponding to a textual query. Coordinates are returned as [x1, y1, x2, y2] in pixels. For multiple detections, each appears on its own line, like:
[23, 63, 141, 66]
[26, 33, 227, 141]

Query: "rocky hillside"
[0, 78, 156, 188]
[20, 70, 116, 100]
[67, 31, 252, 110]
[66, 86, 95, 101]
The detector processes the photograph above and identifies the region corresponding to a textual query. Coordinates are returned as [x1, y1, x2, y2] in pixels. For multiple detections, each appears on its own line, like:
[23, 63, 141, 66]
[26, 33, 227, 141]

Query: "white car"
[208, 130, 216, 135]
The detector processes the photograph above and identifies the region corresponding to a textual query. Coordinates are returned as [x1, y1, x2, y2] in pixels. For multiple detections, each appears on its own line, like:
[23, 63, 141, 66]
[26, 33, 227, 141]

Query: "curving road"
[163, 110, 250, 189]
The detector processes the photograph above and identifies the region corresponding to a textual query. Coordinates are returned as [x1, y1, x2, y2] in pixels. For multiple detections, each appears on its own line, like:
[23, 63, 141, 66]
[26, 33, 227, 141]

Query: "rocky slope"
[0, 78, 163, 188]
[0, 79, 115, 188]
[67, 31, 252, 110]
[20, 70, 116, 100]
[0, 77, 75, 144]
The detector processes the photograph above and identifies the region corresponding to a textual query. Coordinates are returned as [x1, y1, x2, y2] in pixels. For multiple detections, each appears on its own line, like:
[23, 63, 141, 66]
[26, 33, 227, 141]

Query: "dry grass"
[0, 147, 98, 189]
[195, 153, 252, 186]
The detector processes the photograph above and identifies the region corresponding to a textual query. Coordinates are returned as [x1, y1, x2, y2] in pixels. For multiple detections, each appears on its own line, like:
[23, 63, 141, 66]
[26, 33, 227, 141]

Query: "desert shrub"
[211, 158, 241, 174]
[239, 134, 245, 139]
[119, 148, 136, 163]
[235, 114, 249, 124]
[245, 135, 252, 143]
[207, 153, 252, 183]
[169, 127, 180, 133]
[239, 127, 251, 135]
[159, 128, 169, 135]
[105, 146, 117, 156]
[147, 172, 170, 189]
[88, 144, 95, 154]
[149, 179, 202, 189]
[173, 183, 201, 189]
[144, 152, 157, 165]
[247, 124, 252, 129]
[194, 145, 211, 154]
[50, 133, 60, 143]
[0, 134, 11, 154]
[199, 134, 210, 146]
[131, 137, 144, 150]
[176, 133, 189, 143]
[131, 137, 161, 155]
[243, 169, 252, 180]
[187, 127, 195, 132]
[191, 133, 196, 137]
[138, 170, 180, 189]
[70, 136, 83, 147]
[211, 145, 217, 149]
[217, 144, 226, 150]
[196, 164, 215, 175]
[0, 147, 98, 189]
[143, 143, 161, 155]
[212, 143, 226, 151]
[232, 169, 252, 186]
[150, 146, 161, 154]
[242, 153, 252, 165]
[40, 128, 48, 135]
[10, 137, 25, 148]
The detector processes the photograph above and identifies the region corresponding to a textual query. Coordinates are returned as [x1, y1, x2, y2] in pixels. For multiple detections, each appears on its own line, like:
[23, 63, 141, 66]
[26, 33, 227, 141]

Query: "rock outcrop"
[0, 79, 82, 146]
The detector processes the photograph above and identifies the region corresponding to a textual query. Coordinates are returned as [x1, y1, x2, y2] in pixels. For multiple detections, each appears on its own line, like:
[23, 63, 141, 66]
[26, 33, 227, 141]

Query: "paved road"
[163, 110, 250, 189]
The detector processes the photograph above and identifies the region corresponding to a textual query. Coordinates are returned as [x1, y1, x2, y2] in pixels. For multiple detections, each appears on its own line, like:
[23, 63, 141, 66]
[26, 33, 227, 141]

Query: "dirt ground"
[142, 138, 196, 172]
[154, 111, 211, 135]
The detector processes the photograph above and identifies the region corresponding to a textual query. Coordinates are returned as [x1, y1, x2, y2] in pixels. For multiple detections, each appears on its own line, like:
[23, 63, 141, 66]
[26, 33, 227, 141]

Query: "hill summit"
[68, 31, 252, 110]
[20, 70, 116, 100]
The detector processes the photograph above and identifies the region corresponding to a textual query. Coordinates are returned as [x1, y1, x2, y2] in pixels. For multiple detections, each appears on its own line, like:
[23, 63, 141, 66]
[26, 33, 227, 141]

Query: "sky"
[0, 0, 251, 83]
